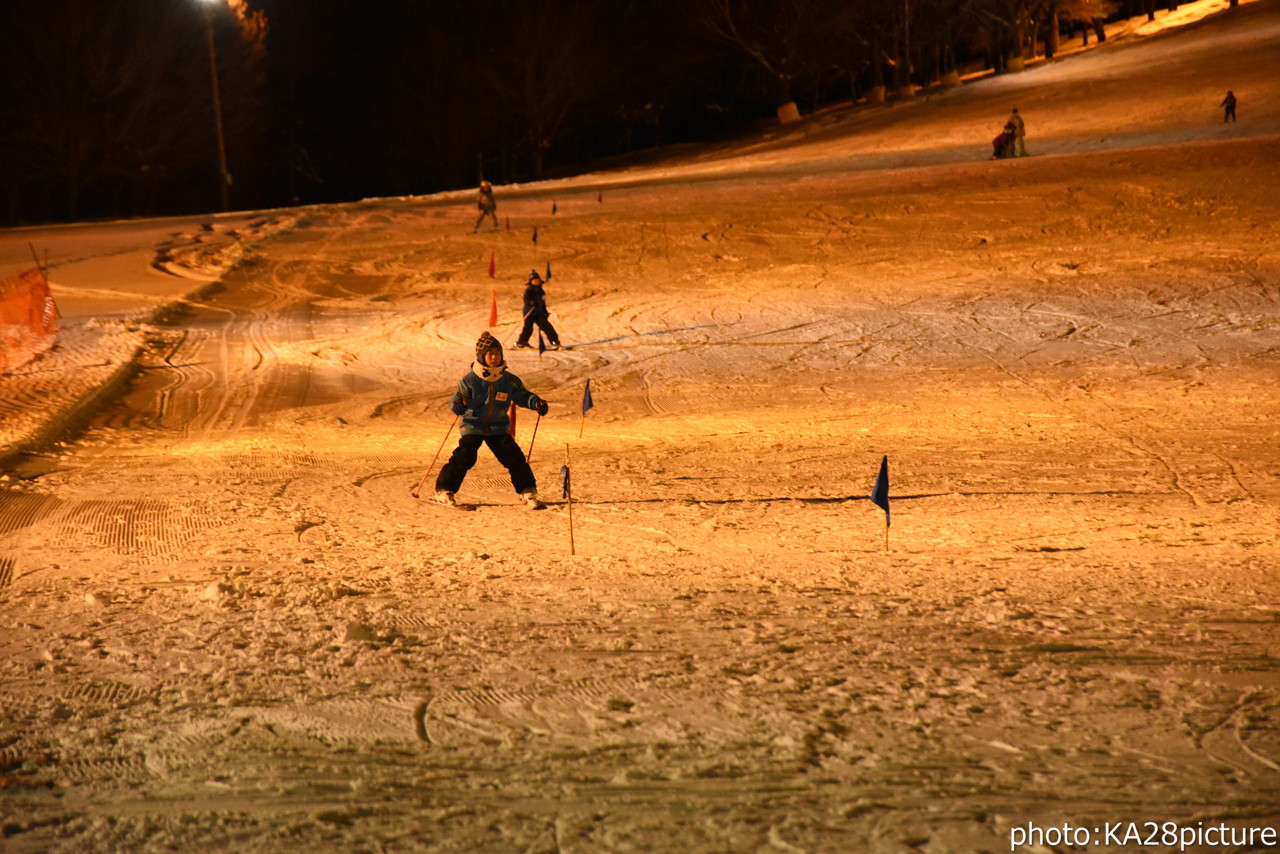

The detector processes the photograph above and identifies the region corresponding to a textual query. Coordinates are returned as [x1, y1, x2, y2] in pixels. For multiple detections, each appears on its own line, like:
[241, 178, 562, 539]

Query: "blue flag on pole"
[560, 464, 571, 500]
[582, 379, 594, 415]
[870, 455, 890, 527]
[532, 226, 539, 245]
[545, 262, 552, 281]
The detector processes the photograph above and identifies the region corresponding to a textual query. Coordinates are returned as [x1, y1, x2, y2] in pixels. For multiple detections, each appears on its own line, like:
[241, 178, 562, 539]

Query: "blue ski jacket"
[451, 362, 540, 436]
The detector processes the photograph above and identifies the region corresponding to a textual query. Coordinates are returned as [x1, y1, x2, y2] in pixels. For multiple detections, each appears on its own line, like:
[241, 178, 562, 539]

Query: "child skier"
[435, 331, 549, 509]
[513, 269, 562, 350]
[991, 122, 1017, 159]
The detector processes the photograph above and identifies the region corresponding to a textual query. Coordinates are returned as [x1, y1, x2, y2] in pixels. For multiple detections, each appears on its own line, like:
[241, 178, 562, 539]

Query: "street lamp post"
[202, 0, 231, 212]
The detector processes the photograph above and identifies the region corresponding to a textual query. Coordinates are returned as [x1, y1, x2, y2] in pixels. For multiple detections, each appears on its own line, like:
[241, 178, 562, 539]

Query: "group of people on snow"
[992, 108, 1027, 159]
[434, 188, 566, 509]
[992, 91, 1238, 160]
[444, 85, 1245, 508]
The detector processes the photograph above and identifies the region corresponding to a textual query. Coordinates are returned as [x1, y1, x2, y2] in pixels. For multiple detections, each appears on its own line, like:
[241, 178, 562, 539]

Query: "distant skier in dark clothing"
[1220, 91, 1237, 122]
[473, 180, 498, 232]
[435, 332, 548, 509]
[513, 269, 561, 350]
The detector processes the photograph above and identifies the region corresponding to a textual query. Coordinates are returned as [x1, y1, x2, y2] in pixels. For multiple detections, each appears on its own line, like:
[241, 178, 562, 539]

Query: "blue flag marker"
[578, 379, 594, 438]
[870, 453, 890, 527]
[532, 226, 539, 245]
[545, 262, 552, 281]
[870, 455, 890, 542]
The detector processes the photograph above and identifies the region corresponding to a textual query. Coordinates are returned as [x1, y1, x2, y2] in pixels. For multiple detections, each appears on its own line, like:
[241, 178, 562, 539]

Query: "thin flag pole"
[27, 242, 49, 285]
[563, 443, 576, 555]
[411, 414, 458, 499]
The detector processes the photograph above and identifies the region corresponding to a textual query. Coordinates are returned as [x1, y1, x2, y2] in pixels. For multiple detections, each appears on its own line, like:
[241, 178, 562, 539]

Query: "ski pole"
[504, 307, 534, 347]
[526, 411, 542, 463]
[411, 414, 458, 499]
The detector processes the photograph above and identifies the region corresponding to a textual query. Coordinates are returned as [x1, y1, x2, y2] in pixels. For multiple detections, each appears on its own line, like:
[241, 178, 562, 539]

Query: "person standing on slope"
[1008, 108, 1027, 156]
[1220, 90, 1237, 122]
[473, 180, 498, 232]
[435, 332, 549, 508]
[513, 269, 562, 350]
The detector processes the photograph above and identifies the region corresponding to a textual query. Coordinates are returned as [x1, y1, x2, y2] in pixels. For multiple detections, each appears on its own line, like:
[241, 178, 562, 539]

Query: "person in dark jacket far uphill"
[513, 269, 561, 350]
[435, 332, 549, 509]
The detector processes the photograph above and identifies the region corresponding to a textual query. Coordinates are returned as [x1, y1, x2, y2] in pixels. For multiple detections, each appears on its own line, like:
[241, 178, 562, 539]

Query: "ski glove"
[450, 398, 468, 416]
[533, 397, 549, 416]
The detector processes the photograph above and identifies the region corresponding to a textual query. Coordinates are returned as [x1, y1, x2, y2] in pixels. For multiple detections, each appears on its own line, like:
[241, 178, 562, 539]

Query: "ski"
[425, 500, 477, 511]
[420, 497, 554, 511]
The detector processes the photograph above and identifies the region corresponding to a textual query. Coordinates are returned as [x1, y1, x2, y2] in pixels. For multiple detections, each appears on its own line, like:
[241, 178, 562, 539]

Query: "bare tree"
[0, 0, 267, 223]
[464, 0, 620, 179]
[1058, 0, 1120, 44]
[698, 0, 843, 112]
[965, 0, 1051, 70]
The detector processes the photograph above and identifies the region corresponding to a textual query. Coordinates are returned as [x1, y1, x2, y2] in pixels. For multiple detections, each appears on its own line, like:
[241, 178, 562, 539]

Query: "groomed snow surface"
[2, 1, 1279, 851]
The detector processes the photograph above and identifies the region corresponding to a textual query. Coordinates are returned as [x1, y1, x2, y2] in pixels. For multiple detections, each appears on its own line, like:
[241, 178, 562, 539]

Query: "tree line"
[0, 0, 1201, 226]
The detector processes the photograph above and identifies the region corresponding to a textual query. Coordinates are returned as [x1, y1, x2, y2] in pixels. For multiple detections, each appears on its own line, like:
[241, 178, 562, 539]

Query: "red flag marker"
[488, 252, 495, 279]
[505, 216, 511, 232]
[489, 289, 498, 326]
[597, 190, 603, 204]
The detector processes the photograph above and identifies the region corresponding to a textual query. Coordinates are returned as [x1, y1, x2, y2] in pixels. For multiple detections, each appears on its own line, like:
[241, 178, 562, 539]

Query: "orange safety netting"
[0, 267, 60, 374]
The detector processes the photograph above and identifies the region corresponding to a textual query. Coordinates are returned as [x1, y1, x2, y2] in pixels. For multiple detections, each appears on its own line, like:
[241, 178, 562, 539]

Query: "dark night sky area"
[0, 0, 1145, 225]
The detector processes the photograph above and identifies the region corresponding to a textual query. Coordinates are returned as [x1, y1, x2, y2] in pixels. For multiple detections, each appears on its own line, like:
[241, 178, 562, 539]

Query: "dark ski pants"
[516, 314, 559, 347]
[435, 433, 535, 495]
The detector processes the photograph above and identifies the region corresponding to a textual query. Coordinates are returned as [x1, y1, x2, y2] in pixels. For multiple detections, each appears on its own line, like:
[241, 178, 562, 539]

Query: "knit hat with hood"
[473, 331, 507, 380]
[475, 330, 503, 363]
